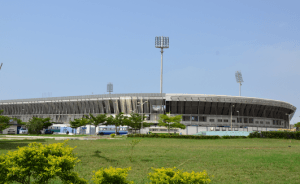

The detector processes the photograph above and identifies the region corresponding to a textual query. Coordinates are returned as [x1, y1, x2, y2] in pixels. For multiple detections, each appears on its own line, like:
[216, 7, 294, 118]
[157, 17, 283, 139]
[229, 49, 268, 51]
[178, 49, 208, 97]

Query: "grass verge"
[0, 138, 299, 183]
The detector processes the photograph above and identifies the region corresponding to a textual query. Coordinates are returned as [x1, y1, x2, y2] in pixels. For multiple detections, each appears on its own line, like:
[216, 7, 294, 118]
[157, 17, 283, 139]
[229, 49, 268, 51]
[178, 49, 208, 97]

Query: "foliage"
[249, 131, 300, 139]
[105, 113, 129, 135]
[127, 113, 152, 133]
[111, 133, 116, 138]
[128, 134, 221, 139]
[148, 167, 211, 184]
[26, 117, 53, 134]
[0, 109, 24, 132]
[128, 139, 142, 162]
[294, 122, 300, 127]
[69, 118, 90, 135]
[0, 140, 87, 184]
[221, 135, 248, 139]
[92, 167, 133, 184]
[158, 113, 185, 133]
[87, 113, 107, 135]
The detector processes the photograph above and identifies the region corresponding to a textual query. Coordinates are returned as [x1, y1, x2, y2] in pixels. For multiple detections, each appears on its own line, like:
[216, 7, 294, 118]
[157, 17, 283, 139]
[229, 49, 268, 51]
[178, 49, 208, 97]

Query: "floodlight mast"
[235, 71, 244, 96]
[155, 36, 169, 94]
[107, 83, 113, 95]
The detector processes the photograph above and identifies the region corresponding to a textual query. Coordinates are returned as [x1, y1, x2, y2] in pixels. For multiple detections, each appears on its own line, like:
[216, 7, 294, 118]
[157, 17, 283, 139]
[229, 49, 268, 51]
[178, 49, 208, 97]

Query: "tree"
[26, 117, 53, 134]
[127, 113, 152, 134]
[69, 118, 90, 135]
[105, 112, 129, 135]
[86, 113, 107, 135]
[0, 140, 87, 184]
[294, 122, 300, 131]
[0, 110, 24, 132]
[158, 113, 185, 133]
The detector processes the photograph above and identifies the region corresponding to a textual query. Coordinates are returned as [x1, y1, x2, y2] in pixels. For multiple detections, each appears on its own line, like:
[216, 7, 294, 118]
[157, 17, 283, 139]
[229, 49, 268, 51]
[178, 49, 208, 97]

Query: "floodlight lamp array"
[235, 71, 244, 83]
[107, 83, 113, 93]
[155, 36, 169, 48]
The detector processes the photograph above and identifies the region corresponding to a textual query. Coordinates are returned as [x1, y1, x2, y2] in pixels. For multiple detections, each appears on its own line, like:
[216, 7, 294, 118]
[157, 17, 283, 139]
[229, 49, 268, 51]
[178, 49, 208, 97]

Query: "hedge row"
[128, 132, 300, 140]
[249, 131, 300, 139]
[127, 134, 247, 139]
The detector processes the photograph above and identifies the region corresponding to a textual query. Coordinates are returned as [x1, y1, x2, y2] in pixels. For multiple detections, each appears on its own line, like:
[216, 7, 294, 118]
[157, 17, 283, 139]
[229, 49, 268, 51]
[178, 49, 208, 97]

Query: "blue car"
[97, 125, 128, 135]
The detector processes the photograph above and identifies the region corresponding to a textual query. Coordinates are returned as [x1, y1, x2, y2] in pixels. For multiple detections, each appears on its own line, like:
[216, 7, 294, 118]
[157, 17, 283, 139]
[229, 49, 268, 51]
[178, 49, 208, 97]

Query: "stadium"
[0, 93, 296, 134]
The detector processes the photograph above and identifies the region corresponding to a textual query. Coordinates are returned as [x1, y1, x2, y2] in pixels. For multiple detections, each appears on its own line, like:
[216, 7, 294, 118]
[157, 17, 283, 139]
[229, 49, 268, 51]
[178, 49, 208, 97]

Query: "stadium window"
[266, 122, 270, 125]
[145, 115, 150, 120]
[273, 120, 276, 125]
[276, 120, 279, 125]
[244, 118, 248, 123]
[224, 119, 229, 122]
[218, 119, 222, 122]
[209, 119, 215, 122]
[232, 120, 236, 123]
[260, 121, 263, 124]
[199, 116, 207, 122]
[249, 118, 253, 123]
[192, 116, 198, 121]
[183, 116, 190, 121]
[255, 121, 259, 124]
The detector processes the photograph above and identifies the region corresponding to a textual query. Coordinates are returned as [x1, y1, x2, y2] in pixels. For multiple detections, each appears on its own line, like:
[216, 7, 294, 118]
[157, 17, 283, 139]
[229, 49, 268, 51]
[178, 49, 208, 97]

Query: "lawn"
[0, 137, 299, 183]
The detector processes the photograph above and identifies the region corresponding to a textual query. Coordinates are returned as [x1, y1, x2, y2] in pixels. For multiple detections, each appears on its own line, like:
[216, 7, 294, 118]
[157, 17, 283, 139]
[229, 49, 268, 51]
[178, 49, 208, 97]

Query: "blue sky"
[1, 0, 300, 123]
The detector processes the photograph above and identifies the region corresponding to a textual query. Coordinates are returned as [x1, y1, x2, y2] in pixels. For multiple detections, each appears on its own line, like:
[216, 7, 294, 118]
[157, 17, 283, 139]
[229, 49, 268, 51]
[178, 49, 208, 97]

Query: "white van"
[19, 128, 28, 134]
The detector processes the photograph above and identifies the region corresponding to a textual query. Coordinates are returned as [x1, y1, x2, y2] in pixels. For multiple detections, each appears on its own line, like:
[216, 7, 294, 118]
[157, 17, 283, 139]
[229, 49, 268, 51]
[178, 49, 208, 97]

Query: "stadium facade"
[0, 93, 296, 130]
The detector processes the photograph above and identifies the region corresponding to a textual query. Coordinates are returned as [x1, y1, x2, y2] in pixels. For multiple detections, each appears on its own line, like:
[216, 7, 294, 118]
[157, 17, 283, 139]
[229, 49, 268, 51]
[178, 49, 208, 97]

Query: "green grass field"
[0, 137, 299, 183]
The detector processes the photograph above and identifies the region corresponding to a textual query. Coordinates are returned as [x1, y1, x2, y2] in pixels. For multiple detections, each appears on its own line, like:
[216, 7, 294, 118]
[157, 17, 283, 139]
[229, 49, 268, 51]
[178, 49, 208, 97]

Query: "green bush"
[128, 134, 221, 139]
[148, 167, 211, 184]
[92, 167, 133, 184]
[111, 133, 116, 138]
[249, 131, 300, 139]
[0, 140, 87, 184]
[222, 135, 248, 139]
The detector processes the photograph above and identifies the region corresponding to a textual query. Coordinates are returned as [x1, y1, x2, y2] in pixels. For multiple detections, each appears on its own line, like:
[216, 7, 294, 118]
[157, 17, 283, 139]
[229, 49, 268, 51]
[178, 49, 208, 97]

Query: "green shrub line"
[127, 133, 247, 139]
[128, 131, 300, 140]
[248, 131, 300, 139]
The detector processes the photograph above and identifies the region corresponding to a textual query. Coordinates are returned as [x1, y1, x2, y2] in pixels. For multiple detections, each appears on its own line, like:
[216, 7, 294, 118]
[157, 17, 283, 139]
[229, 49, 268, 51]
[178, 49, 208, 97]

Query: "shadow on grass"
[92, 151, 117, 162]
[140, 158, 153, 162]
[0, 139, 46, 150]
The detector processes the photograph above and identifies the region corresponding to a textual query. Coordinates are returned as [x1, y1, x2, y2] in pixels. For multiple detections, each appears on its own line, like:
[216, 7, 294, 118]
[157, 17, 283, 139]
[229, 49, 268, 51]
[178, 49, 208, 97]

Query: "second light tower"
[155, 36, 169, 94]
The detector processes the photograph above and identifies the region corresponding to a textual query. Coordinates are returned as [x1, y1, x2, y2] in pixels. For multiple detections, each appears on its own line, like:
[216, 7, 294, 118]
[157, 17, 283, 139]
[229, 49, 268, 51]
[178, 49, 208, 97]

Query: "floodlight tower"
[107, 82, 113, 94]
[0, 63, 3, 70]
[155, 36, 169, 94]
[235, 71, 244, 96]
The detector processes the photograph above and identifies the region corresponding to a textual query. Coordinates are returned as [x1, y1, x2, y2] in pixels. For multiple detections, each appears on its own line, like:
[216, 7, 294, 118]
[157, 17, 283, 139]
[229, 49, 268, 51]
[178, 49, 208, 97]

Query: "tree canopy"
[127, 113, 152, 133]
[86, 113, 107, 135]
[104, 112, 129, 134]
[0, 110, 24, 132]
[26, 117, 54, 134]
[158, 113, 185, 133]
[69, 118, 90, 135]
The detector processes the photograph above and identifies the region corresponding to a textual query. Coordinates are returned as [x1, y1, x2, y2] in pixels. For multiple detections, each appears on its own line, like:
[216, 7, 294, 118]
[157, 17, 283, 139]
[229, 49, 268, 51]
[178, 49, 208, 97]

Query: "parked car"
[19, 128, 28, 134]
[44, 129, 54, 134]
